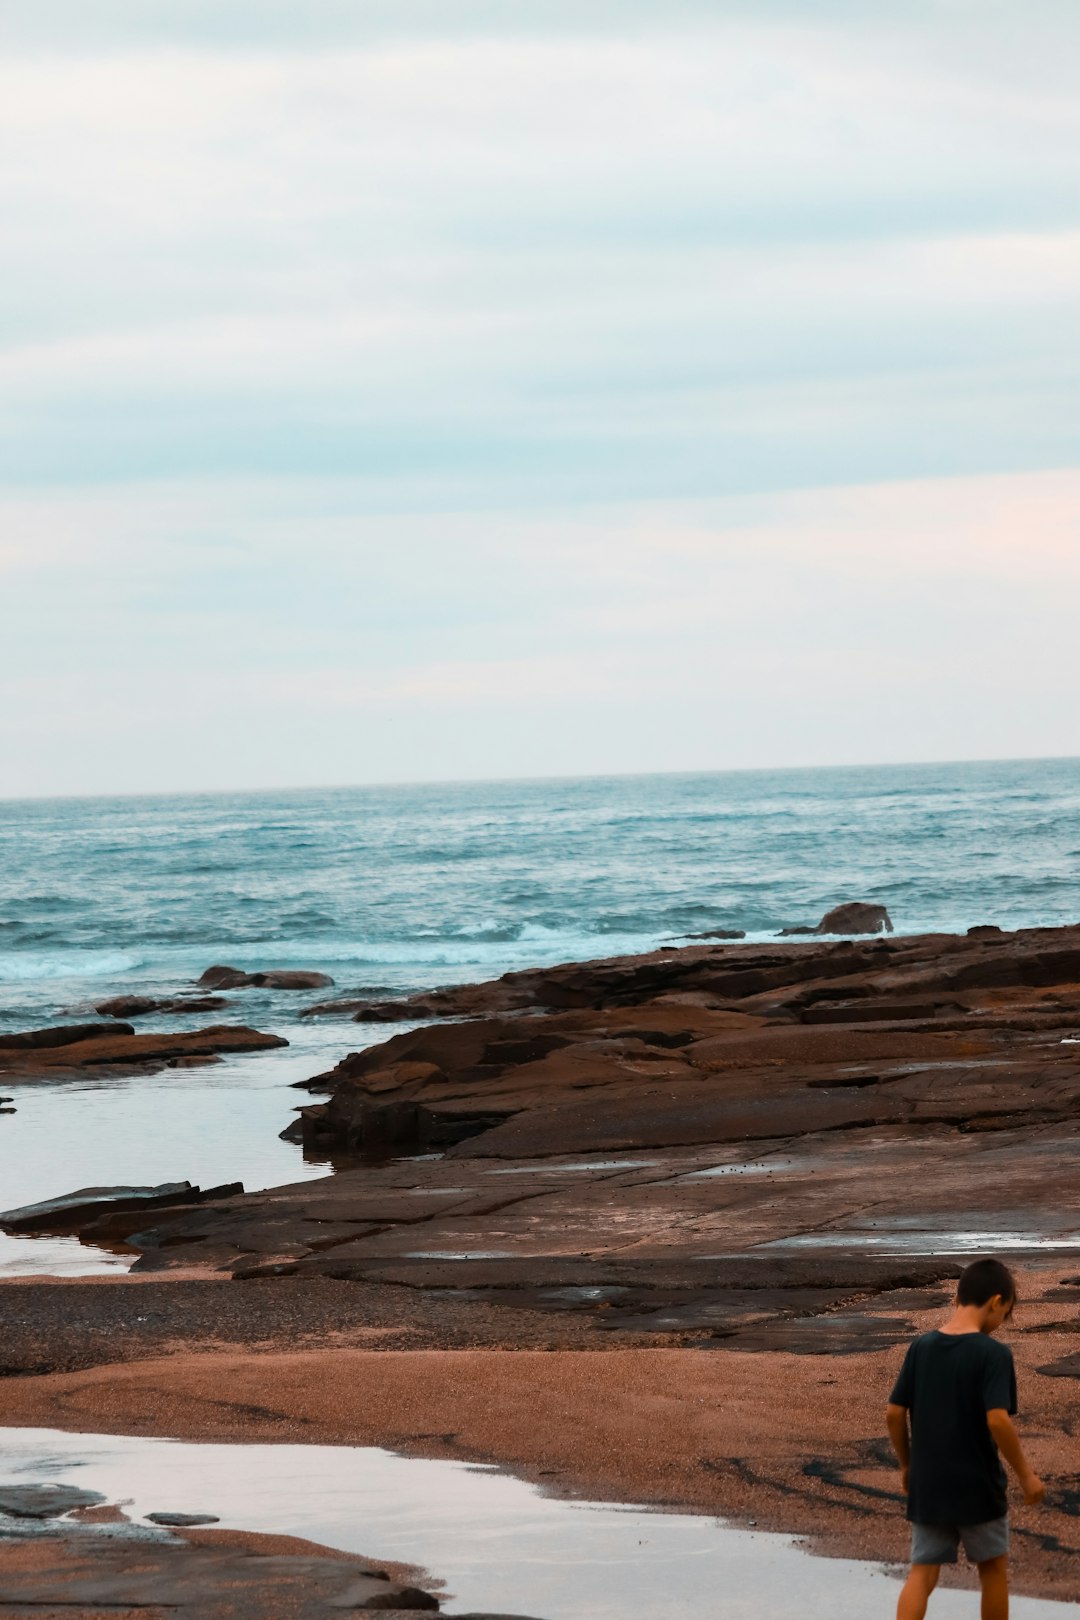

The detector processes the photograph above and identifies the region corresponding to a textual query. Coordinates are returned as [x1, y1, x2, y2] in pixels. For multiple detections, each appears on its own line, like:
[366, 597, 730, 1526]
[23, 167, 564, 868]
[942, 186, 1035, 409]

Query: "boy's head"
[956, 1257, 1017, 1332]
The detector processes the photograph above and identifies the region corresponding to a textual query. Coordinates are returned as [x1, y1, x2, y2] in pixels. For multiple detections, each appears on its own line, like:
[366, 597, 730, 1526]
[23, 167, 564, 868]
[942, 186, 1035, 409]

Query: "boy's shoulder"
[907, 1329, 1014, 1363]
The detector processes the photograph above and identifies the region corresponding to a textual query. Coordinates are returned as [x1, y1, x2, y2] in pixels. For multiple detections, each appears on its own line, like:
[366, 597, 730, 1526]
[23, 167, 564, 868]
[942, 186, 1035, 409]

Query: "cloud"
[1, 7, 1078, 792]
[1, 469, 1078, 795]
[2, 20, 1079, 501]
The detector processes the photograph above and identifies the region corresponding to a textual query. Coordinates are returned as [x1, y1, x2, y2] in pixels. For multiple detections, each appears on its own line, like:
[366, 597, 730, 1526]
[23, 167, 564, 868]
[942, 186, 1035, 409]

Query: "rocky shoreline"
[0, 1483, 538, 1617]
[4, 923, 1080, 1609]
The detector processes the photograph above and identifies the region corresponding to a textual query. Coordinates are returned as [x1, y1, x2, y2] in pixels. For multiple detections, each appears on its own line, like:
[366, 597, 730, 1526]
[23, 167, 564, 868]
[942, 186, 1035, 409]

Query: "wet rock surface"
[146, 1510, 221, 1525]
[0, 1022, 287, 1081]
[0, 1529, 444, 1615]
[41, 923, 1080, 1357]
[0, 1181, 244, 1237]
[0, 1493, 545, 1618]
[0, 1484, 105, 1519]
[95, 994, 231, 1018]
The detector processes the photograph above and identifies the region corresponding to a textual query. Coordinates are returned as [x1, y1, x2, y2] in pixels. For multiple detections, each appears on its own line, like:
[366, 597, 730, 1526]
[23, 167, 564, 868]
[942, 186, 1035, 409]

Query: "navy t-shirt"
[890, 1330, 1017, 1525]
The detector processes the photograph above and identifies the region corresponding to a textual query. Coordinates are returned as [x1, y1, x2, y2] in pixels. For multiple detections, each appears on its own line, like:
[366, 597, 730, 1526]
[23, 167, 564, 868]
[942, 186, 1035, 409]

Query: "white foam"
[0, 950, 140, 984]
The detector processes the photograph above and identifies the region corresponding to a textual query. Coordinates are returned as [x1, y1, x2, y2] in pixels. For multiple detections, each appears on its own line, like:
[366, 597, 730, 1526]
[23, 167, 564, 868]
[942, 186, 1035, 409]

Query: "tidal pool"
[0, 1429, 1074, 1619]
[0, 1027, 349, 1278]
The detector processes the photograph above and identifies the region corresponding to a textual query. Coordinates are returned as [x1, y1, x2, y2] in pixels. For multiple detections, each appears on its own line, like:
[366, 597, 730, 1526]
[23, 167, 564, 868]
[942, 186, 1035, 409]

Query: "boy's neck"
[941, 1304, 997, 1336]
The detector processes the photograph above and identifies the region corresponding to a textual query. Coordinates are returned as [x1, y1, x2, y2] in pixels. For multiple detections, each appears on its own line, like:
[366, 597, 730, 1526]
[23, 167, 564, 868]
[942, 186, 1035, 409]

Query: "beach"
[3, 769, 1080, 1614]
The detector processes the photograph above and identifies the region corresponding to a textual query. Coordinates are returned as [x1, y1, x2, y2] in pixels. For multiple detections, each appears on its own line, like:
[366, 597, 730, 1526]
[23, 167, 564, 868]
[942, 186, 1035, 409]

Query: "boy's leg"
[977, 1556, 1008, 1620]
[897, 1563, 940, 1620]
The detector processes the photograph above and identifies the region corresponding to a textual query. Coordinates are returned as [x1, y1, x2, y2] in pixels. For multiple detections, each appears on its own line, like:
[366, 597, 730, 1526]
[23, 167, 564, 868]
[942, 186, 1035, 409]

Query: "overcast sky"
[3, 2, 1079, 796]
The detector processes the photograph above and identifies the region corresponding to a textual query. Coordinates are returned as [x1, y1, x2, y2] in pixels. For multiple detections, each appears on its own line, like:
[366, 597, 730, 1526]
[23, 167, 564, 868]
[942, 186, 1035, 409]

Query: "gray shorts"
[911, 1516, 1009, 1566]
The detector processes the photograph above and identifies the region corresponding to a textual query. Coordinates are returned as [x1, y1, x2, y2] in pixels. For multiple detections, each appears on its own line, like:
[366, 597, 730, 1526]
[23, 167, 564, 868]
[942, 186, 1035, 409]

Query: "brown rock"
[0, 1533, 440, 1616]
[814, 902, 894, 935]
[254, 970, 335, 990]
[96, 994, 231, 1018]
[0, 1024, 287, 1077]
[198, 965, 334, 990]
[198, 964, 253, 989]
[0, 1021, 135, 1049]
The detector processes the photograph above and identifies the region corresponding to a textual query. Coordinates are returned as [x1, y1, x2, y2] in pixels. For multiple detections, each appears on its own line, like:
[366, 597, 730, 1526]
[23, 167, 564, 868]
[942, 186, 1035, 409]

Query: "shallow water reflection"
[0, 1029, 346, 1277]
[0, 1430, 1073, 1619]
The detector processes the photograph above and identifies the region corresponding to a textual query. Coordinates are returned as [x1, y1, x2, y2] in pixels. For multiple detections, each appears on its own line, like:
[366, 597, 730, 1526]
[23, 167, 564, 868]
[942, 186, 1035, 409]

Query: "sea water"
[1, 758, 1079, 1274]
[2, 758, 1079, 1032]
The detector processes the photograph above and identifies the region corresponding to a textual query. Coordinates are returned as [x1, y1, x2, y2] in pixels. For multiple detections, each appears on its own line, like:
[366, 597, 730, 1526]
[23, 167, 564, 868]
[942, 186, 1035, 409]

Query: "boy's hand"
[1022, 1472, 1046, 1506]
[900, 1466, 910, 1493]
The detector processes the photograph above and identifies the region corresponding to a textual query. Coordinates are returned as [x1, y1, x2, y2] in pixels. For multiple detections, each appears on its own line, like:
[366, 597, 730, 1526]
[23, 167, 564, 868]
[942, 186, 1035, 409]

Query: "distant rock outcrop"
[814, 902, 893, 935]
[198, 966, 334, 991]
[96, 995, 229, 1019]
[781, 903, 893, 937]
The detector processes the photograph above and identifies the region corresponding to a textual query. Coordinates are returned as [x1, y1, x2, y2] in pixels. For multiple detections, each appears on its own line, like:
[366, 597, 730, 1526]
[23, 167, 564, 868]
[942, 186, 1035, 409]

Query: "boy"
[886, 1257, 1045, 1620]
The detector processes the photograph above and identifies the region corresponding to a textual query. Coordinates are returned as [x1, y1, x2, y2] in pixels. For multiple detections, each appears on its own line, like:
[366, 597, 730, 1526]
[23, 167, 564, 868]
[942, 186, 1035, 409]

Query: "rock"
[198, 965, 253, 989]
[0, 1484, 105, 1519]
[96, 996, 230, 1018]
[0, 1532, 444, 1616]
[0, 1181, 243, 1236]
[352, 1002, 439, 1023]
[0, 1022, 135, 1049]
[682, 929, 746, 941]
[814, 902, 893, 935]
[777, 925, 816, 936]
[146, 1512, 221, 1526]
[327, 1580, 438, 1610]
[198, 966, 334, 991]
[1035, 1353, 1080, 1379]
[0, 1024, 287, 1077]
[256, 970, 335, 989]
[967, 924, 1004, 939]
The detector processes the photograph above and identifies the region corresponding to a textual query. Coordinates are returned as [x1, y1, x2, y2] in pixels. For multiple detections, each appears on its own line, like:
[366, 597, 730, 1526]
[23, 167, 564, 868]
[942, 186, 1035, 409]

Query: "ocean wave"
[0, 949, 141, 984]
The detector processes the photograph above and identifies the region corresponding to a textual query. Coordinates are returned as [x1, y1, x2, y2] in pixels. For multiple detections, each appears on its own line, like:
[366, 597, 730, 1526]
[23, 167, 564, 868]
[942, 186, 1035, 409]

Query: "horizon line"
[2, 750, 1078, 809]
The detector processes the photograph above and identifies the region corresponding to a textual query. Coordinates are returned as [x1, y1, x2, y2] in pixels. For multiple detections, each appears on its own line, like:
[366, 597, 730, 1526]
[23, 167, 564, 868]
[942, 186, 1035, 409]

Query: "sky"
[2, 2, 1079, 797]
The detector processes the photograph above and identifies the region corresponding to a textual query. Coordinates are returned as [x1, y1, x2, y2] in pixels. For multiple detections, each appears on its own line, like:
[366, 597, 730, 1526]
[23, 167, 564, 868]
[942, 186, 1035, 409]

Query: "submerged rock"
[0, 1485, 106, 1519]
[146, 1512, 220, 1526]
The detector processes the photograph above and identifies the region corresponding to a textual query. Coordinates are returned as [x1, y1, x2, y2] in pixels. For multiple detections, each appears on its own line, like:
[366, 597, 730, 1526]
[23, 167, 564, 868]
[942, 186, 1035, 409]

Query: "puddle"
[0, 1429, 1072, 1619]
[487, 1159, 659, 1175]
[760, 1231, 1080, 1255]
[681, 1159, 798, 1180]
[404, 1249, 518, 1260]
[0, 1027, 346, 1278]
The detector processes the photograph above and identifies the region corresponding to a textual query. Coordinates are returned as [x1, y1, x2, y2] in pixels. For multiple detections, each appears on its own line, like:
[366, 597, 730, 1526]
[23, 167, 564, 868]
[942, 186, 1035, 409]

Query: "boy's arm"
[885, 1402, 910, 1491]
[986, 1409, 1046, 1505]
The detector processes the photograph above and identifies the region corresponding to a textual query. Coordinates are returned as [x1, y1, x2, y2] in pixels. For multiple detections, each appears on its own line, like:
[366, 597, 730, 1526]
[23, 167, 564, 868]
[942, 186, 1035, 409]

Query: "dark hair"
[957, 1258, 1017, 1308]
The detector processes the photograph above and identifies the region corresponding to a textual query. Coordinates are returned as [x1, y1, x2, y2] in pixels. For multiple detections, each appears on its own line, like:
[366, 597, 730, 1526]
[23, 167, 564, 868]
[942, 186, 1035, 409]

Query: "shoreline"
[2, 1271, 1078, 1603]
[5, 924, 1080, 1608]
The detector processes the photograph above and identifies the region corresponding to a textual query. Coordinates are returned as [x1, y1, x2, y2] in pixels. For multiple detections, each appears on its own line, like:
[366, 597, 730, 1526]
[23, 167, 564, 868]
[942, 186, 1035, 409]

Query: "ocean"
[1, 756, 1078, 1275]
[3, 757, 1079, 1031]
